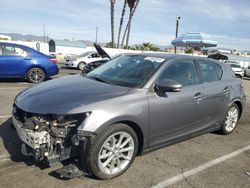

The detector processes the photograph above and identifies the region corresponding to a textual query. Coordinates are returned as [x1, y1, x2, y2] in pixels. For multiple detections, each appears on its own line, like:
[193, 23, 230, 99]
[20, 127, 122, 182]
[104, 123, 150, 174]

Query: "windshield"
[86, 55, 165, 88]
[78, 51, 93, 57]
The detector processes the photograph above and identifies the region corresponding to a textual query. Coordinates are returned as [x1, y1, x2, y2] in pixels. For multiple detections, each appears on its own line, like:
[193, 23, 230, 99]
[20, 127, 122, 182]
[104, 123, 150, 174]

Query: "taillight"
[49, 58, 57, 63]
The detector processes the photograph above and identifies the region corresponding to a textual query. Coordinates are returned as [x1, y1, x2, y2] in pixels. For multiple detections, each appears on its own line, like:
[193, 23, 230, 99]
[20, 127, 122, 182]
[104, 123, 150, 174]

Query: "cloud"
[131, 32, 174, 46]
[213, 34, 250, 50]
[0, 0, 250, 50]
[186, 0, 250, 22]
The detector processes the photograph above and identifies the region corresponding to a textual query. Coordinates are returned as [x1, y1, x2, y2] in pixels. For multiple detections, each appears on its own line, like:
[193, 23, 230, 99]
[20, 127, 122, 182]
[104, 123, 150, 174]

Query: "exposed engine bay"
[12, 105, 90, 167]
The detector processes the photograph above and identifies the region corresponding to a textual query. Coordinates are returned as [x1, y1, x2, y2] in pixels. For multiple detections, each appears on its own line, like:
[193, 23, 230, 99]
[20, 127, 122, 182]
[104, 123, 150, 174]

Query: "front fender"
[78, 110, 147, 133]
[77, 110, 149, 153]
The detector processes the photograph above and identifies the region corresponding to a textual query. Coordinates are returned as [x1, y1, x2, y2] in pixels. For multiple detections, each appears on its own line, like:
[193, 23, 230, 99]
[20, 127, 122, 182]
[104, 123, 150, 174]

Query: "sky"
[0, 0, 250, 50]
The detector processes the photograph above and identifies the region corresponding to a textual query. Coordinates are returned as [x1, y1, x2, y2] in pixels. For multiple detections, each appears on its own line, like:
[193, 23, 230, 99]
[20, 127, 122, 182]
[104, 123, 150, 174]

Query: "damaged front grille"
[12, 104, 89, 165]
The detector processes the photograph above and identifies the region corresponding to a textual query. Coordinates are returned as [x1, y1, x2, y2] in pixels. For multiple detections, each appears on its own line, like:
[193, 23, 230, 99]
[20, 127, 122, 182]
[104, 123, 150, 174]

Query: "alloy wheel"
[78, 62, 86, 70]
[98, 132, 135, 175]
[28, 68, 45, 83]
[225, 106, 239, 132]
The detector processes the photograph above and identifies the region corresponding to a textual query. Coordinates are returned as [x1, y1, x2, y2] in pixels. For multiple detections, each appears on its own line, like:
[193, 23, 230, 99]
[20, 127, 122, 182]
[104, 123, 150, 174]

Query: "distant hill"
[0, 33, 106, 46]
[0, 33, 171, 49]
[0, 33, 48, 42]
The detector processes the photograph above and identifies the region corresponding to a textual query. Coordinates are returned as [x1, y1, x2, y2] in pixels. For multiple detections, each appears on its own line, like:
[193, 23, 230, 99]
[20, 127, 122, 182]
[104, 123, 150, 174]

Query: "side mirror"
[155, 79, 182, 93]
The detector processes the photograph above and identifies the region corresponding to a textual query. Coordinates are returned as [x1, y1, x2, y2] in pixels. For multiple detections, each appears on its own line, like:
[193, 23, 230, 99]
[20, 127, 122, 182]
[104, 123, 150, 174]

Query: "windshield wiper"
[87, 75, 112, 84]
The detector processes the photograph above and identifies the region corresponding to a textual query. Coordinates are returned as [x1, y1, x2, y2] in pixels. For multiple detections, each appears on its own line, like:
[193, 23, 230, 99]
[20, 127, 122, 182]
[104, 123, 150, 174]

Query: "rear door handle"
[194, 92, 203, 100]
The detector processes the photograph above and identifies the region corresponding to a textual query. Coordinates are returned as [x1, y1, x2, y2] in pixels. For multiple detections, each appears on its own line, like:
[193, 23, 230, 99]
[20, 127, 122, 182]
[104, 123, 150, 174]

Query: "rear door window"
[198, 60, 223, 83]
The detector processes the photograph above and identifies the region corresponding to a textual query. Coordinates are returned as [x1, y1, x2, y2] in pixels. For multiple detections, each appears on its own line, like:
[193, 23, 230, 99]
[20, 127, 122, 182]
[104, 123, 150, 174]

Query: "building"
[49, 39, 88, 56]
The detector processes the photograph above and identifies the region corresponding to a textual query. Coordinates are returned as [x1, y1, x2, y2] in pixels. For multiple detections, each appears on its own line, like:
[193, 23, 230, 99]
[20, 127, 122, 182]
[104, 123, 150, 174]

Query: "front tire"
[26, 67, 46, 83]
[78, 62, 86, 70]
[220, 103, 239, 135]
[86, 124, 138, 179]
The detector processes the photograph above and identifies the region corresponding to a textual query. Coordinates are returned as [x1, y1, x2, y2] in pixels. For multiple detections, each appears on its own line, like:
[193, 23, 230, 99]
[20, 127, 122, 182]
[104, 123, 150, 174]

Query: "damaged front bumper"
[12, 105, 94, 167]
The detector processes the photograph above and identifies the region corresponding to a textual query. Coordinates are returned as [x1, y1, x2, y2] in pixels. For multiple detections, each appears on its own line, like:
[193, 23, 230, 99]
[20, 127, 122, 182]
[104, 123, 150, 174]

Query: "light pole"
[95, 27, 99, 43]
[174, 16, 181, 54]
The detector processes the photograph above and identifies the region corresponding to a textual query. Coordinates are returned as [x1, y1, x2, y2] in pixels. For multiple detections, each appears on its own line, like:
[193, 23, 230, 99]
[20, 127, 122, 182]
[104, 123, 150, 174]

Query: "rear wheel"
[220, 103, 239, 135]
[78, 62, 86, 70]
[26, 67, 46, 83]
[85, 124, 138, 179]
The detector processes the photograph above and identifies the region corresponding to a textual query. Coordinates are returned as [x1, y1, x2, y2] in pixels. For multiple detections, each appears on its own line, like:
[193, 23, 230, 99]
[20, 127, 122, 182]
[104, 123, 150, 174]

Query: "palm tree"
[125, 0, 136, 49]
[121, 0, 140, 49]
[141, 43, 161, 51]
[110, 0, 116, 48]
[130, 43, 161, 51]
[117, 0, 127, 48]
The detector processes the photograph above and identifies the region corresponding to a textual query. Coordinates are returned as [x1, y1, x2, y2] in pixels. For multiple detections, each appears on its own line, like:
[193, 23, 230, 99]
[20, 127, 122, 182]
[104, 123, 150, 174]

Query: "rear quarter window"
[198, 60, 223, 83]
[215, 64, 223, 80]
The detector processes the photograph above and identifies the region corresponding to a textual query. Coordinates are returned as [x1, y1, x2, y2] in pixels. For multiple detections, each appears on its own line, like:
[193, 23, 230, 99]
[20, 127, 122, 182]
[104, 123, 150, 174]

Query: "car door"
[196, 59, 229, 126]
[147, 59, 208, 148]
[0, 45, 28, 77]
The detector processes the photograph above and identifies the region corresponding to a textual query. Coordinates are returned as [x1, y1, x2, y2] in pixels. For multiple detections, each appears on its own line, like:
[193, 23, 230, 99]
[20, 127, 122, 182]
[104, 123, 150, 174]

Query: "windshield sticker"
[144, 56, 165, 63]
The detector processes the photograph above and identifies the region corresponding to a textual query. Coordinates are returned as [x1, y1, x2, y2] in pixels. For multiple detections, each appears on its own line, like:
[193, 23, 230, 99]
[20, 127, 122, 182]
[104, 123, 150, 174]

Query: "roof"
[0, 42, 50, 57]
[123, 52, 221, 64]
[131, 52, 204, 60]
[0, 42, 34, 51]
[53, 39, 87, 48]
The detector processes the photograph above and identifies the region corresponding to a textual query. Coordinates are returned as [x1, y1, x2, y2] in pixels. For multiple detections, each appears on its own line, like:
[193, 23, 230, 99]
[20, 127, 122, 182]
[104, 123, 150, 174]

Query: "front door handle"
[194, 92, 203, 100]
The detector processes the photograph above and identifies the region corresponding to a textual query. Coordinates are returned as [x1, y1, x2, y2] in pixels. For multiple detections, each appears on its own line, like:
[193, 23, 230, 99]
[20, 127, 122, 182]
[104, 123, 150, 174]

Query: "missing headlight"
[13, 108, 92, 165]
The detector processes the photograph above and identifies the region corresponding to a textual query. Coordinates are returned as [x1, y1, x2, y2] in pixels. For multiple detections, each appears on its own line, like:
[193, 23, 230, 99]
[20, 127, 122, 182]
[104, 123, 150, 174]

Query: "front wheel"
[26, 67, 46, 83]
[78, 62, 86, 70]
[85, 124, 138, 179]
[220, 104, 239, 135]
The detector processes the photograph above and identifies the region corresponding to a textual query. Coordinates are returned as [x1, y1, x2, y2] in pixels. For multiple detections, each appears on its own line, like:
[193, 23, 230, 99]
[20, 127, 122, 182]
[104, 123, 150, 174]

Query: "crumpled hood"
[15, 75, 129, 114]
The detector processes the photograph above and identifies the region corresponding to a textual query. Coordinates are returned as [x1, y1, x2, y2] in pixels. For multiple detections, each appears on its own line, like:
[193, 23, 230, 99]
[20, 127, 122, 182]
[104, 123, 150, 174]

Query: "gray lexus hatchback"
[12, 53, 246, 179]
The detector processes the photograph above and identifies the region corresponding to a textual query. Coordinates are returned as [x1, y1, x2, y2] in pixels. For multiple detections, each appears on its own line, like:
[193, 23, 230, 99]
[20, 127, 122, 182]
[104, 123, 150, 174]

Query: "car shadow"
[0, 78, 27, 83]
[242, 76, 250, 81]
[60, 66, 78, 70]
[0, 118, 48, 169]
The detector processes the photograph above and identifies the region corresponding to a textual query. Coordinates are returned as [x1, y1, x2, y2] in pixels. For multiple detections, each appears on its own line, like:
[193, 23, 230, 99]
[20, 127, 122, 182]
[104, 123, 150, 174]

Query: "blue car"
[0, 42, 59, 83]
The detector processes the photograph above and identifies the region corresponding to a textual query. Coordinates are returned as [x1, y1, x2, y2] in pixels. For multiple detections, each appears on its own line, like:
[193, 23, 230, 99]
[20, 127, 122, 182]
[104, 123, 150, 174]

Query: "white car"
[64, 51, 102, 70]
[228, 63, 244, 77]
[245, 66, 250, 77]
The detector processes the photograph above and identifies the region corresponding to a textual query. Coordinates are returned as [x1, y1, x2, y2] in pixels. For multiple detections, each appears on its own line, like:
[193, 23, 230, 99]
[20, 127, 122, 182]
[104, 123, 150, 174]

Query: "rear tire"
[26, 67, 46, 83]
[85, 124, 138, 180]
[220, 103, 239, 135]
